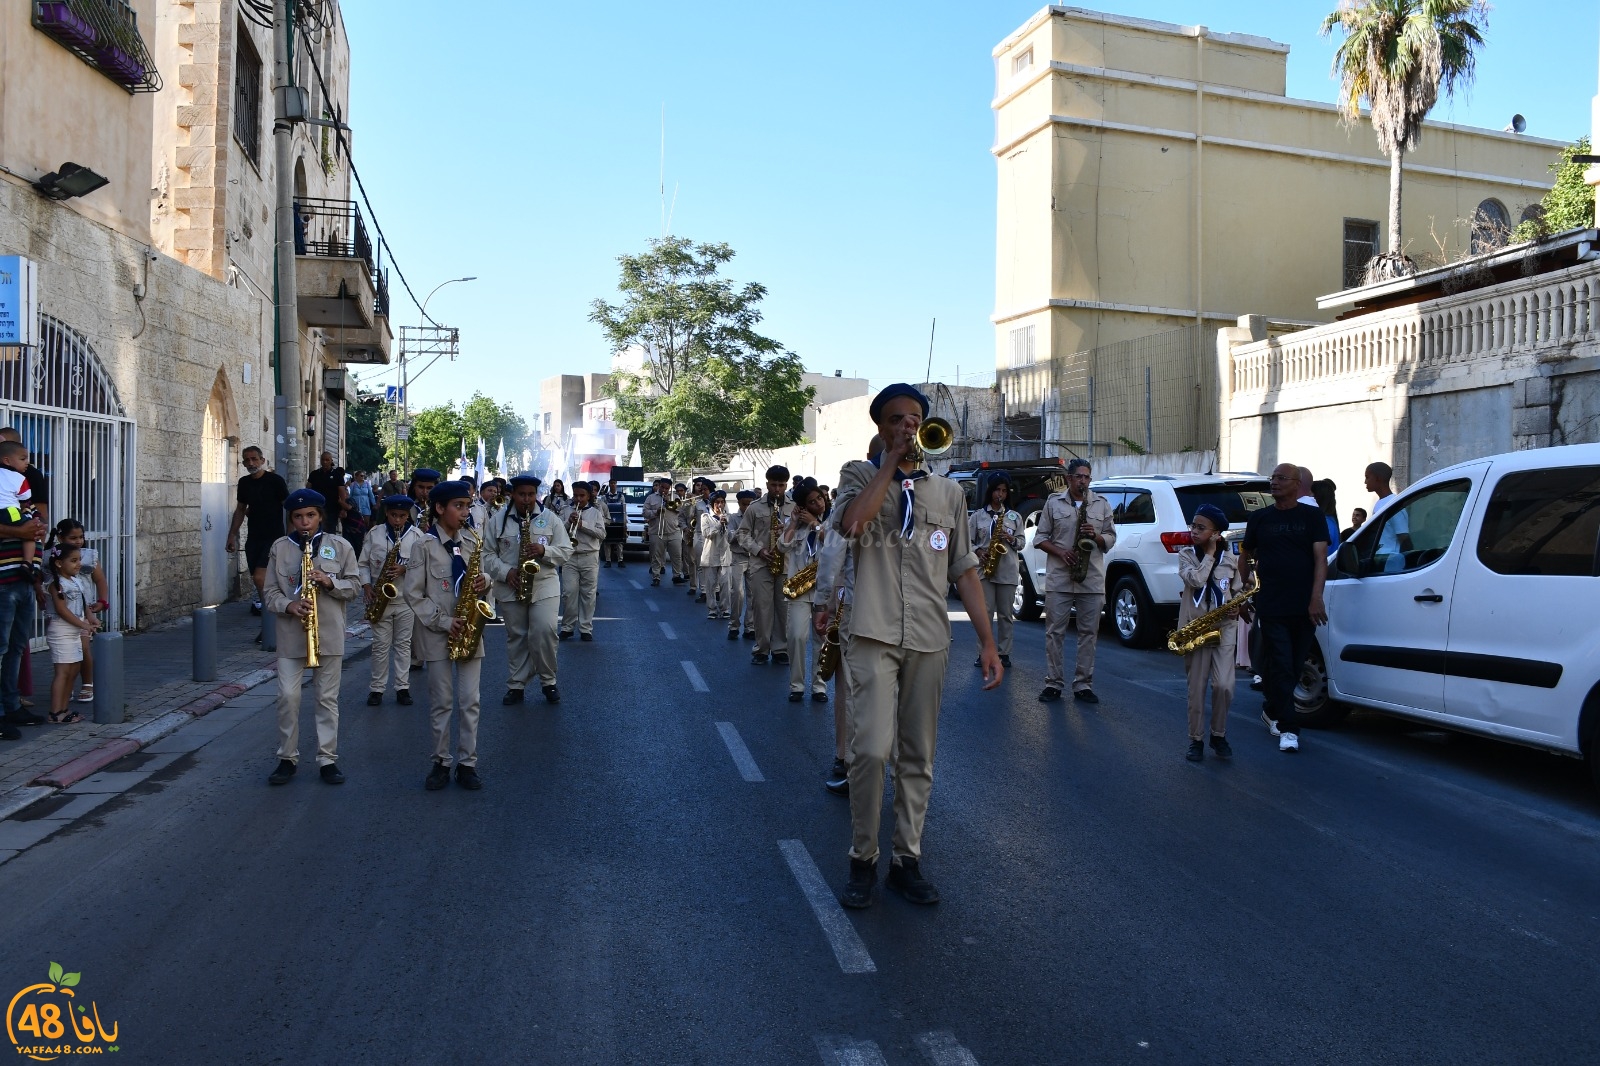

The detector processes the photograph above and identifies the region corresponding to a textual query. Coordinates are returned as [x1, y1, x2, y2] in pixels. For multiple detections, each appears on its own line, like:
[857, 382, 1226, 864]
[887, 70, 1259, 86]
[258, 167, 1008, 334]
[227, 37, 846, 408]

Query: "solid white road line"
[629, 579, 643, 590]
[714, 722, 765, 782]
[778, 839, 877, 975]
[646, 600, 659, 612]
[914, 1031, 982, 1066]
[814, 1035, 888, 1065]
[681, 660, 709, 692]
[660, 622, 677, 640]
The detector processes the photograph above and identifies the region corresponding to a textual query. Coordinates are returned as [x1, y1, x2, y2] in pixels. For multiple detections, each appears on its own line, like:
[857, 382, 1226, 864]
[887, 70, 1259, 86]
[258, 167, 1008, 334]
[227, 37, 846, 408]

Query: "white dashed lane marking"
[629, 579, 643, 589]
[681, 660, 709, 692]
[646, 600, 659, 612]
[659, 622, 677, 640]
[914, 1031, 982, 1065]
[714, 722, 765, 782]
[815, 1035, 888, 1065]
[778, 839, 876, 975]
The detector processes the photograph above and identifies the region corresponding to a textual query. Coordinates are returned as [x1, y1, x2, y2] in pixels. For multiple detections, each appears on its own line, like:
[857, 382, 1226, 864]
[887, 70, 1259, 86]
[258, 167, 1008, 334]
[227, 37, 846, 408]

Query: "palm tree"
[1322, 0, 1488, 282]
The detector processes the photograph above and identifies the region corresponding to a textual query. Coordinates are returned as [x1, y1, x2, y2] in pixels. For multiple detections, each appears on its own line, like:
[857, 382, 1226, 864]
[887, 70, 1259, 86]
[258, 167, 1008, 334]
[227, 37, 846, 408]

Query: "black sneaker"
[727, 630, 739, 640]
[1074, 689, 1100, 704]
[788, 692, 803, 703]
[603, 561, 613, 568]
[542, 684, 560, 704]
[825, 758, 849, 796]
[772, 651, 790, 665]
[396, 689, 413, 706]
[268, 759, 296, 786]
[250, 602, 263, 616]
[973, 657, 981, 668]
[840, 857, 877, 909]
[320, 763, 346, 784]
[559, 629, 574, 641]
[812, 691, 828, 703]
[366, 692, 382, 706]
[651, 578, 661, 587]
[455, 765, 483, 791]
[696, 593, 707, 603]
[0, 722, 20, 741]
[672, 576, 687, 585]
[1210, 735, 1233, 759]
[1038, 687, 1062, 703]
[502, 689, 525, 705]
[886, 857, 940, 905]
[425, 760, 451, 791]
[744, 631, 756, 641]
[3, 711, 45, 727]
[579, 632, 593, 642]
[1186, 740, 1205, 763]
[1000, 654, 1012, 668]
[751, 653, 770, 665]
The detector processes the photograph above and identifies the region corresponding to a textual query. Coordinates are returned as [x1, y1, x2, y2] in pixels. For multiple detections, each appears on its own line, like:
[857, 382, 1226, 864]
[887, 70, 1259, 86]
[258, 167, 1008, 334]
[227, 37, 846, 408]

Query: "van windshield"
[619, 484, 652, 504]
[1174, 482, 1273, 524]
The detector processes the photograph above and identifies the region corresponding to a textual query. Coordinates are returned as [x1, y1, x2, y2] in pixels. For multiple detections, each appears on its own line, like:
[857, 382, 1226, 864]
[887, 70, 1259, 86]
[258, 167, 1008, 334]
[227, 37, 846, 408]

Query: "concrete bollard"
[91, 631, 124, 725]
[192, 606, 217, 682]
[260, 605, 276, 653]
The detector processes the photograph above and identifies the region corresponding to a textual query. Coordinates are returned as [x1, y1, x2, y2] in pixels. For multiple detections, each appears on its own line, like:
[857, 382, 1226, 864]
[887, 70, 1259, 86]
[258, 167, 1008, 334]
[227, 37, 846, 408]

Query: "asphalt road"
[0, 566, 1597, 1065]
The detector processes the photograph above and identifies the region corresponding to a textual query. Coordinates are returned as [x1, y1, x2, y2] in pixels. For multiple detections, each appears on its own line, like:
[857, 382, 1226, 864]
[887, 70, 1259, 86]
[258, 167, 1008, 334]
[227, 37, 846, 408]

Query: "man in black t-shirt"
[226, 446, 289, 613]
[306, 452, 346, 534]
[1240, 462, 1328, 754]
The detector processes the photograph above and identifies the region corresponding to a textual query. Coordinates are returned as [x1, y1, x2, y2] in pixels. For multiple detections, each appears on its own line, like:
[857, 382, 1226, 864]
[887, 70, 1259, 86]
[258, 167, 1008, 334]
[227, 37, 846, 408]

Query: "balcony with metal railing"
[294, 197, 392, 365]
[32, 0, 162, 93]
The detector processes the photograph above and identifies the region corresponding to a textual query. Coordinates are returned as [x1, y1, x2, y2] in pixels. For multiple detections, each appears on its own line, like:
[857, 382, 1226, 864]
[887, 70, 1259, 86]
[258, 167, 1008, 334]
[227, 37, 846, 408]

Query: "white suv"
[1016, 472, 1273, 646]
[1298, 443, 1600, 791]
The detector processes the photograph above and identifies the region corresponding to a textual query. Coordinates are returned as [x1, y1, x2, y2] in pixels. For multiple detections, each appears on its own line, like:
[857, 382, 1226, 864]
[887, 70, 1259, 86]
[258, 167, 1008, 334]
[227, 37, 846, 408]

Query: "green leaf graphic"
[78, 1006, 86, 1014]
[61, 973, 80, 987]
[48, 962, 62, 983]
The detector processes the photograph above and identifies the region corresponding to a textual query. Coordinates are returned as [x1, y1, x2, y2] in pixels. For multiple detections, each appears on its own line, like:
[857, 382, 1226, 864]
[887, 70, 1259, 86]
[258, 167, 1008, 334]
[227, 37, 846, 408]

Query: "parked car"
[949, 458, 1069, 526]
[615, 481, 653, 554]
[1294, 443, 1600, 789]
[1016, 472, 1272, 644]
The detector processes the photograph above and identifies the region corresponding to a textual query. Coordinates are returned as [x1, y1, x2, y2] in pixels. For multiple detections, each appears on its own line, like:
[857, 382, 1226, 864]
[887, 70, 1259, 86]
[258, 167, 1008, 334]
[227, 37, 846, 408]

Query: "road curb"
[35, 739, 140, 789]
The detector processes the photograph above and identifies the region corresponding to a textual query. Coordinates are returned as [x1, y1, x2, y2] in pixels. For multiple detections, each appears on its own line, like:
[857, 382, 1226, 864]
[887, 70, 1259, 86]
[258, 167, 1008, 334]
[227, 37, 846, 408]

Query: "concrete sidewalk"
[0, 598, 371, 817]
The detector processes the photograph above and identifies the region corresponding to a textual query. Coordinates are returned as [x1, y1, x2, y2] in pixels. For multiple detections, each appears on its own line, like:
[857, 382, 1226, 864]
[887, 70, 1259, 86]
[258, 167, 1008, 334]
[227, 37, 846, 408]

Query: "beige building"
[992, 6, 1565, 457]
[0, 0, 386, 625]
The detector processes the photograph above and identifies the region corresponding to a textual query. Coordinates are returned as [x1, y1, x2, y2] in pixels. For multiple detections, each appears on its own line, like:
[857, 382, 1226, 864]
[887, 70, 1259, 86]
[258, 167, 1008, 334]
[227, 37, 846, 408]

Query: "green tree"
[1513, 137, 1594, 242]
[458, 392, 528, 474]
[344, 395, 387, 472]
[404, 403, 465, 475]
[590, 236, 813, 470]
[1323, 0, 1488, 281]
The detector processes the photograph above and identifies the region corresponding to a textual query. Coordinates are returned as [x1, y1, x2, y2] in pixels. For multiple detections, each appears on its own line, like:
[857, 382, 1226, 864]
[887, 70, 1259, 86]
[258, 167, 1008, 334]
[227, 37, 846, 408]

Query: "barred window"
[1342, 219, 1378, 289]
[234, 26, 263, 165]
[1009, 324, 1036, 367]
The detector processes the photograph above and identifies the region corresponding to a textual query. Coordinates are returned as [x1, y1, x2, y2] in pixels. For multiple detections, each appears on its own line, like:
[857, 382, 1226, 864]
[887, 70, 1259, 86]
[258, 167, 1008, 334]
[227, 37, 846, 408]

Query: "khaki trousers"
[652, 534, 682, 580]
[368, 604, 414, 694]
[728, 556, 749, 631]
[845, 636, 948, 863]
[1186, 623, 1237, 740]
[747, 565, 788, 655]
[426, 656, 482, 767]
[833, 607, 853, 761]
[1044, 591, 1104, 692]
[560, 552, 600, 635]
[276, 655, 341, 767]
[704, 565, 731, 616]
[502, 596, 560, 688]
[785, 598, 825, 694]
[601, 541, 623, 564]
[981, 580, 1016, 657]
[679, 537, 696, 584]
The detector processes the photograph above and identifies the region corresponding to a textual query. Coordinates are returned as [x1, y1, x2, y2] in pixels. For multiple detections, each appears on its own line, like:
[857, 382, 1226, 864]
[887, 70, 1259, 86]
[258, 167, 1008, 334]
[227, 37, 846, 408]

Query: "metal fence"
[995, 324, 1218, 459]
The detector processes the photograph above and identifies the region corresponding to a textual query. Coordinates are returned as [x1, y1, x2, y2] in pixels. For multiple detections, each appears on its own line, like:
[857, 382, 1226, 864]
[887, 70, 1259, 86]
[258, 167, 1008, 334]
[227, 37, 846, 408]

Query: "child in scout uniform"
[780, 479, 830, 703]
[560, 481, 607, 641]
[359, 495, 424, 706]
[698, 491, 733, 620]
[483, 474, 571, 705]
[968, 473, 1022, 669]
[1177, 504, 1241, 762]
[405, 481, 491, 791]
[263, 488, 360, 786]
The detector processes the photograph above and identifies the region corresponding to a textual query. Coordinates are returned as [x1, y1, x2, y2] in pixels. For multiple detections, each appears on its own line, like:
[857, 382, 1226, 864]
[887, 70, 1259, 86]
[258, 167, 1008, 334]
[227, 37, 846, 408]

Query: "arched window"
[1471, 199, 1511, 254]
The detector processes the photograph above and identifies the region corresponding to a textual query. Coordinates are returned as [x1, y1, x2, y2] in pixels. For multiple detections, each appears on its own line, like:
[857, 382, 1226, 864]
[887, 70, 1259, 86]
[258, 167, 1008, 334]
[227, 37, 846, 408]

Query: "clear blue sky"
[342, 1, 1597, 417]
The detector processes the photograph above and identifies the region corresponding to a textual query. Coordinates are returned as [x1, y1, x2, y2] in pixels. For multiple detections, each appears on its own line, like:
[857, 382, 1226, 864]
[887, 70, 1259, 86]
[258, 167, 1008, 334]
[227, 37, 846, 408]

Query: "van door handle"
[1414, 593, 1443, 603]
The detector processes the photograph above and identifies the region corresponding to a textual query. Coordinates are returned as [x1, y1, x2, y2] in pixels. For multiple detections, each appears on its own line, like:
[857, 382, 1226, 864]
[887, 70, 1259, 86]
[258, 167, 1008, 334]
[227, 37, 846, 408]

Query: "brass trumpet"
[905, 416, 955, 464]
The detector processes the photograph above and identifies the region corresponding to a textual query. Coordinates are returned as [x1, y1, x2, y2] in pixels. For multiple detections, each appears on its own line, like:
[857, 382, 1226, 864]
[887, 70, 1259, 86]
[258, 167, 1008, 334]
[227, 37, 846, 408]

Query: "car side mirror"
[1336, 541, 1363, 578]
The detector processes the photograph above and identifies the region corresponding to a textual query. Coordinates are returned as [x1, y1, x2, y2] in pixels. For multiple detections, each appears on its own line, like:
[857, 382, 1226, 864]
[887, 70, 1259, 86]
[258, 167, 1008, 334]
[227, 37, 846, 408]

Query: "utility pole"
[271, 0, 306, 488]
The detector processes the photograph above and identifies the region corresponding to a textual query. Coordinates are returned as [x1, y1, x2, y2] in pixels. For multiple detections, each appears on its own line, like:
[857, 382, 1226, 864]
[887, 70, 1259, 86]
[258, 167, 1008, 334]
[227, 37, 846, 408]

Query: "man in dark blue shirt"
[1240, 462, 1328, 754]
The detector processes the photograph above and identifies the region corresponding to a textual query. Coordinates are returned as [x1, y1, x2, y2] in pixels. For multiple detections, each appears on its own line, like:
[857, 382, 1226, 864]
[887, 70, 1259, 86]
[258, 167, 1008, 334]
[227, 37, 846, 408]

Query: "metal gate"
[0, 314, 137, 643]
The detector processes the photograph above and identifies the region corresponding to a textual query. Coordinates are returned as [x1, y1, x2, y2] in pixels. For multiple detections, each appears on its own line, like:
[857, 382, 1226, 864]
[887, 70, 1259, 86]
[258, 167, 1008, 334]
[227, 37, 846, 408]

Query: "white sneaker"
[1279, 732, 1299, 752]
[1261, 710, 1281, 737]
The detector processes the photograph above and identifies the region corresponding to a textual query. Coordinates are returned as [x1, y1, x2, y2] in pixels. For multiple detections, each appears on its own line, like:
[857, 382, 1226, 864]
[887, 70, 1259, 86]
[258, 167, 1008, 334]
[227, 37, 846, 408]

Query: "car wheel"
[1290, 643, 1349, 728]
[1014, 569, 1042, 622]
[1110, 575, 1155, 648]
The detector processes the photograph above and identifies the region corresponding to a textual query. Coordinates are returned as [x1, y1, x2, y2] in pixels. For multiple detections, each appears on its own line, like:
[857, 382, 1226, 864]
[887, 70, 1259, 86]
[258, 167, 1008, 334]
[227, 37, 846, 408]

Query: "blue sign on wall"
[0, 256, 37, 347]
[384, 385, 406, 405]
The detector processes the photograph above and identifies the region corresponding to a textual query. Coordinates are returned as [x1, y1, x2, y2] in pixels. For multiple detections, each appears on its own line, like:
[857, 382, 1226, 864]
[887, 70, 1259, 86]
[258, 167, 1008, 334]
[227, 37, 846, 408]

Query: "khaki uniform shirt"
[642, 492, 678, 540]
[263, 532, 360, 659]
[358, 522, 425, 599]
[1036, 489, 1117, 594]
[469, 500, 490, 533]
[699, 511, 732, 566]
[735, 495, 794, 560]
[569, 502, 608, 555]
[482, 503, 571, 604]
[780, 518, 826, 605]
[1176, 545, 1242, 627]
[403, 526, 487, 662]
[835, 460, 978, 653]
[728, 511, 749, 557]
[969, 506, 1022, 586]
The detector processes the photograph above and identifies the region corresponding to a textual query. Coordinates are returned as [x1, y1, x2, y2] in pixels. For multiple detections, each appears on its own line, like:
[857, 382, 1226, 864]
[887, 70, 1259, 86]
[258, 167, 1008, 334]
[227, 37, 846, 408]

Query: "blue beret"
[711, 489, 727, 499]
[428, 480, 473, 506]
[1194, 503, 1229, 532]
[285, 488, 325, 512]
[380, 494, 414, 511]
[736, 490, 758, 500]
[411, 468, 441, 482]
[986, 471, 1012, 487]
[869, 382, 930, 422]
[508, 475, 540, 490]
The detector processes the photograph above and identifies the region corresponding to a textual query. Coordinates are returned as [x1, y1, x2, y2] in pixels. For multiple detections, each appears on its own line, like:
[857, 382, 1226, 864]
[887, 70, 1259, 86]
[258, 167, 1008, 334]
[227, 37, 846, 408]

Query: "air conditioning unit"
[322, 368, 349, 401]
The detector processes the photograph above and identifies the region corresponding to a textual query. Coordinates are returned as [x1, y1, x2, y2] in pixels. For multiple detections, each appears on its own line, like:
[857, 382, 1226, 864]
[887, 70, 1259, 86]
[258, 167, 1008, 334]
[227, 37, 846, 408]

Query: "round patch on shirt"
[536, 536, 548, 547]
[319, 545, 336, 560]
[534, 516, 549, 530]
[929, 529, 948, 552]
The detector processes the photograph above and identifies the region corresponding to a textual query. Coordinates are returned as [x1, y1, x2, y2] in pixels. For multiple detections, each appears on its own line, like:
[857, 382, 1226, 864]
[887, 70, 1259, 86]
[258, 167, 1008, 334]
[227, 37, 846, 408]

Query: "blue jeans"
[0, 580, 33, 715]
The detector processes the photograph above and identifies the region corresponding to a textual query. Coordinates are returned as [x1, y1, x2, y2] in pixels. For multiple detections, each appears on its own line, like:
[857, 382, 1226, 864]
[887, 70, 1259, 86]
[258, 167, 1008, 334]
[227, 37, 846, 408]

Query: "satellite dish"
[1504, 114, 1527, 134]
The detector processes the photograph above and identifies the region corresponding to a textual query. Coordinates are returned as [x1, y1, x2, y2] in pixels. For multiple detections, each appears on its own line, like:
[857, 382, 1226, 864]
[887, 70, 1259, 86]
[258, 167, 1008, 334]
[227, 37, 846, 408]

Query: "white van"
[1300, 444, 1600, 789]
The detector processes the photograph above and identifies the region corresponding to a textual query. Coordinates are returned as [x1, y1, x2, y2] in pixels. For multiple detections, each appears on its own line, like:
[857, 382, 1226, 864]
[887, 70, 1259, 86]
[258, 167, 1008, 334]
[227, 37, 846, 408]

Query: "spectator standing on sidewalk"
[1239, 463, 1328, 754]
[226, 445, 288, 616]
[381, 469, 405, 498]
[346, 470, 375, 557]
[48, 519, 107, 705]
[43, 544, 97, 725]
[0, 507, 47, 738]
[1340, 507, 1368, 544]
[306, 452, 346, 534]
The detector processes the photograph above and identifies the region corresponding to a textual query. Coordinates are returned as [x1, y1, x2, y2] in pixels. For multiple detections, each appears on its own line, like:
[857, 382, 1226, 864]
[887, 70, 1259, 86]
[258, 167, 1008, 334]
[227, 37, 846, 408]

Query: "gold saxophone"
[783, 559, 818, 600]
[1167, 573, 1258, 655]
[364, 539, 401, 625]
[300, 537, 320, 668]
[515, 511, 540, 604]
[447, 533, 495, 662]
[1067, 498, 1097, 584]
[817, 590, 845, 681]
[980, 511, 1009, 579]
[767, 499, 785, 577]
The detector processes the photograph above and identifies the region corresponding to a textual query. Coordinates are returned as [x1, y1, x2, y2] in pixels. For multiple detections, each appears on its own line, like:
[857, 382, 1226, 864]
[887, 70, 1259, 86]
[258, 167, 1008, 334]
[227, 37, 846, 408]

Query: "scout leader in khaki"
[1035, 458, 1116, 705]
[359, 494, 425, 707]
[483, 475, 572, 706]
[830, 384, 1003, 911]
[404, 481, 491, 792]
[560, 481, 607, 641]
[264, 488, 361, 787]
[735, 465, 795, 666]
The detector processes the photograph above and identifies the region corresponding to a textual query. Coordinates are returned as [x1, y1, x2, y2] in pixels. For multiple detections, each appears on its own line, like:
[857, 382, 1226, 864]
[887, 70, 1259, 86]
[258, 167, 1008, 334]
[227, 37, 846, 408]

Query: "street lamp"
[399, 276, 477, 468]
